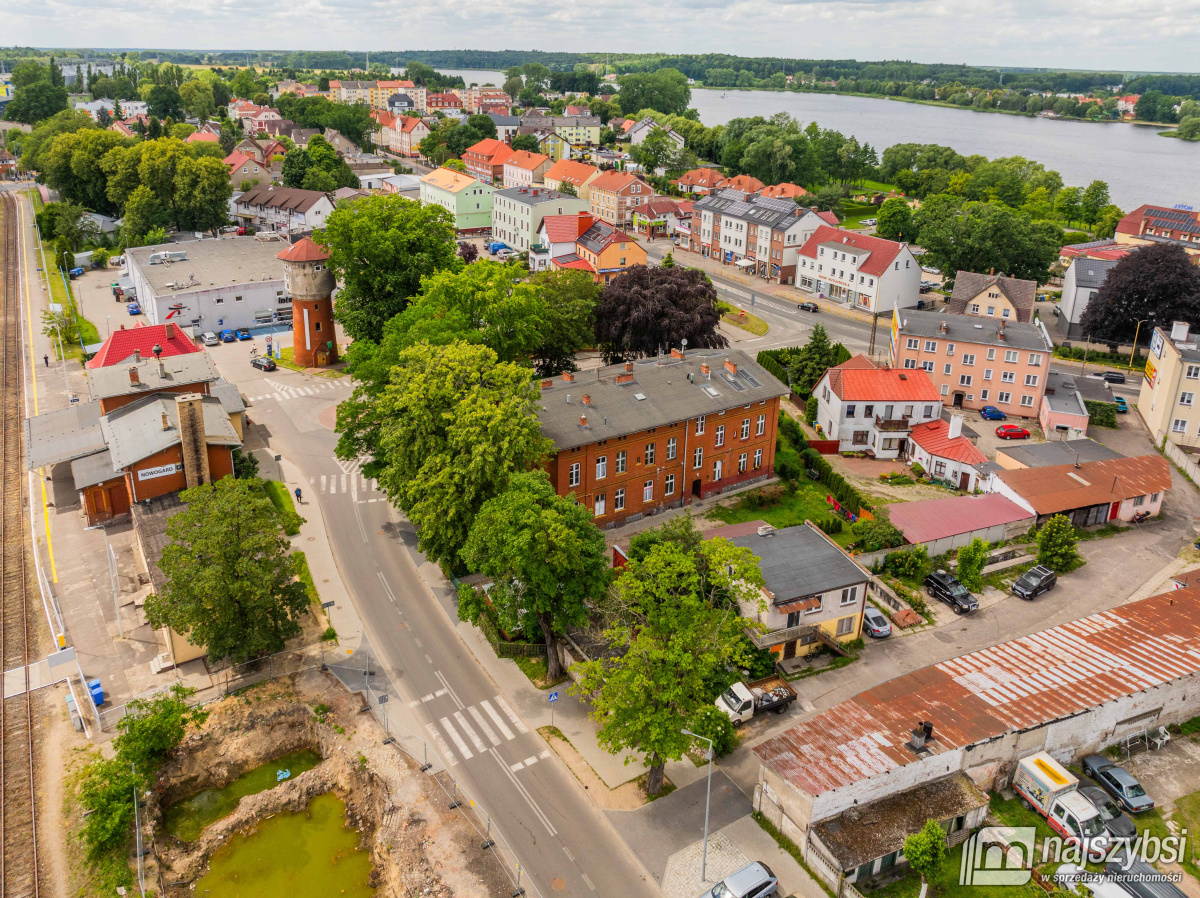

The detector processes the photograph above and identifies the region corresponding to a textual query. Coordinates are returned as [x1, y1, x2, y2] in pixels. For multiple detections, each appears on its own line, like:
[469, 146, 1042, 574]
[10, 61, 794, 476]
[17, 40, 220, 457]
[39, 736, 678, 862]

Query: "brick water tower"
[277, 236, 338, 368]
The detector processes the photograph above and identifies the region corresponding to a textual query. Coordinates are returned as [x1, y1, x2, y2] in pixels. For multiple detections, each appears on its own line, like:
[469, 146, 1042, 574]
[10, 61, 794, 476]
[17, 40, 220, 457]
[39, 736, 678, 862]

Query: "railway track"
[0, 190, 40, 898]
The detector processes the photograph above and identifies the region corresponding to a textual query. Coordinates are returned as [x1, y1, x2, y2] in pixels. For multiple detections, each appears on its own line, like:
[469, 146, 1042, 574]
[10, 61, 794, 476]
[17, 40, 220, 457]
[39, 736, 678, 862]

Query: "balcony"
[529, 243, 550, 256]
[874, 415, 913, 432]
[746, 622, 817, 650]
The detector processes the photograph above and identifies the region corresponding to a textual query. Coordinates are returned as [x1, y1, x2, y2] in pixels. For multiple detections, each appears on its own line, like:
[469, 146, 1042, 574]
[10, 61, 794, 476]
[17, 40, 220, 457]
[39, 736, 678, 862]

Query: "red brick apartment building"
[537, 349, 789, 527]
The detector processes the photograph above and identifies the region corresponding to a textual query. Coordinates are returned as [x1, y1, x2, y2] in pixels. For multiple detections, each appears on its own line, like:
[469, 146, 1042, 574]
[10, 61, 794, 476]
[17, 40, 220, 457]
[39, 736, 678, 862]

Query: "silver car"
[201, 331, 219, 346]
[697, 862, 778, 898]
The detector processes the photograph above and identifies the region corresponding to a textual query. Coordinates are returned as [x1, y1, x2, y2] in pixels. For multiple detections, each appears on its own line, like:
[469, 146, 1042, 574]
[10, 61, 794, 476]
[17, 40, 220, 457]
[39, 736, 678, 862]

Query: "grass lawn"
[292, 550, 319, 604]
[855, 179, 901, 195]
[511, 654, 568, 690]
[264, 479, 302, 535]
[841, 200, 880, 228]
[708, 479, 854, 546]
[718, 301, 769, 336]
[1170, 791, 1200, 875]
[278, 346, 346, 378]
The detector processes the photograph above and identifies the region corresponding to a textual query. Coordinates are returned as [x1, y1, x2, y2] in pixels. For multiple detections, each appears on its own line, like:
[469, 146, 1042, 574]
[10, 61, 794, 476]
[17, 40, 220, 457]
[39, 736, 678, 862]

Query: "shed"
[885, 493, 1033, 555]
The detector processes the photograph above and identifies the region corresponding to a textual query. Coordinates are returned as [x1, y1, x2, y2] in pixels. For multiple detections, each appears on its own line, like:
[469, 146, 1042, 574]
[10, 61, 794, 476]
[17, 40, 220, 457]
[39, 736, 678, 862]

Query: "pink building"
[1038, 371, 1090, 439]
[890, 310, 1053, 419]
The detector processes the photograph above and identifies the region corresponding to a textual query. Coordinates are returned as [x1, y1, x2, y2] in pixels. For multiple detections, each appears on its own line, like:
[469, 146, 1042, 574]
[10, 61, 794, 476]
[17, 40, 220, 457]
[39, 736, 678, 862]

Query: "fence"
[1163, 439, 1200, 485]
[478, 614, 548, 659]
[808, 439, 841, 455]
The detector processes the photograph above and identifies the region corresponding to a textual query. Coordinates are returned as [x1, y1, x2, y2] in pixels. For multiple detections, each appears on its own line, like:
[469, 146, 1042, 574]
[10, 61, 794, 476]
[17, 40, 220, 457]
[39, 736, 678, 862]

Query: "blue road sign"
[548, 692, 559, 703]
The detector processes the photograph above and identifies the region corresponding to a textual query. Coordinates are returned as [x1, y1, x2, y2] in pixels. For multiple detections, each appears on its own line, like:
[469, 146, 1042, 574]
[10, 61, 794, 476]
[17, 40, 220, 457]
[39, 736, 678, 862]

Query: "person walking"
[43, 354, 48, 367]
[294, 487, 302, 504]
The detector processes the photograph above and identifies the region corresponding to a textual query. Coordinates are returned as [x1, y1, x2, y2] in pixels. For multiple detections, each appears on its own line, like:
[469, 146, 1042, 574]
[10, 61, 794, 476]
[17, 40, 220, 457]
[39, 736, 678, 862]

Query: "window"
[984, 368, 993, 381]
[934, 460, 947, 477]
[986, 306, 995, 316]
[923, 405, 934, 418]
[696, 415, 705, 435]
[1152, 492, 1160, 502]
[235, 295, 244, 303]
[756, 414, 766, 435]
[1187, 365, 1200, 379]
[923, 361, 935, 373]
[741, 418, 750, 439]
[962, 354, 975, 366]
[845, 404, 857, 419]
[980, 390, 989, 401]
[1028, 353, 1043, 366]
[1133, 494, 1146, 507]
[998, 391, 1012, 404]
[1002, 371, 1016, 383]
[946, 343, 955, 356]
[943, 363, 953, 375]
[970, 303, 980, 313]
[1005, 350, 1019, 363]
[1020, 394, 1035, 407]
[804, 597, 822, 614]
[987, 348, 996, 360]
[645, 442, 656, 465]
[594, 493, 606, 516]
[667, 438, 677, 460]
[738, 452, 747, 474]
[643, 480, 654, 502]
[694, 447, 703, 469]
[753, 448, 763, 469]
[1025, 374, 1039, 387]
[959, 374, 973, 386]
[616, 451, 626, 474]
[903, 358, 917, 369]
[712, 460, 723, 481]
[1183, 393, 1196, 407]
[906, 338, 919, 350]
[614, 488, 625, 511]
[568, 463, 580, 487]
[665, 474, 675, 495]
[596, 456, 607, 479]
[924, 340, 937, 352]
[941, 384, 950, 396]
[852, 430, 869, 445]
[840, 586, 858, 606]
[1173, 419, 1188, 433]
[836, 616, 855, 637]
[715, 425, 725, 447]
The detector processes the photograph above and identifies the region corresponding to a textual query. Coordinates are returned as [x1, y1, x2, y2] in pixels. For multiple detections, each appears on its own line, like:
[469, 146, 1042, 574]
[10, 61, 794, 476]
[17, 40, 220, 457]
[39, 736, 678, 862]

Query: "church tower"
[277, 236, 338, 368]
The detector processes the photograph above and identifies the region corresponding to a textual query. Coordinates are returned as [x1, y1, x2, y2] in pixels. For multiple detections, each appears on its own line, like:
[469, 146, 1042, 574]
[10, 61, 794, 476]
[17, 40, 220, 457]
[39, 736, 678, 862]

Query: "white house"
[491, 186, 588, 253]
[627, 117, 685, 148]
[813, 356, 942, 459]
[796, 226, 922, 314]
[532, 212, 596, 271]
[906, 417, 986, 491]
[231, 185, 335, 234]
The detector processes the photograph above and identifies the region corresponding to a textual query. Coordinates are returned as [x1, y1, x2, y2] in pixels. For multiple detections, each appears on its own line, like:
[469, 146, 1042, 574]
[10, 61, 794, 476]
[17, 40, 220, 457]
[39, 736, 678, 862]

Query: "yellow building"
[1138, 321, 1200, 448]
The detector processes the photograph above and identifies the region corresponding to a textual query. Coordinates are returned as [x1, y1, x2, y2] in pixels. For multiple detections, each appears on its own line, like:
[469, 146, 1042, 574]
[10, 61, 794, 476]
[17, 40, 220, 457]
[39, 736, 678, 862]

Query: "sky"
[7, 0, 1200, 74]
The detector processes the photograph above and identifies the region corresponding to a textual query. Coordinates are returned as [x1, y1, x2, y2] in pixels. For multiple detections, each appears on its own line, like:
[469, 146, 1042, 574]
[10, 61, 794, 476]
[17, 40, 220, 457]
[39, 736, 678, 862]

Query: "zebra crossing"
[246, 378, 351, 404]
[414, 693, 545, 769]
[310, 457, 386, 502]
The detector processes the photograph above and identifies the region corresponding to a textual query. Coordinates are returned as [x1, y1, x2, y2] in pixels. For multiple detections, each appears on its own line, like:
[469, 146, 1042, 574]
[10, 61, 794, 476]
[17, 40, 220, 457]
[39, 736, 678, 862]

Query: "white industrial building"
[123, 238, 292, 333]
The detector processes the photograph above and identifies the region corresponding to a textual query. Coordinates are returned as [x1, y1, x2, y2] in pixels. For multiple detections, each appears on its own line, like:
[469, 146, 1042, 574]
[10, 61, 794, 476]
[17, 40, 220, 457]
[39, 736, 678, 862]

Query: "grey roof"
[100, 393, 240, 470]
[576, 220, 624, 255]
[493, 186, 579, 206]
[729, 524, 868, 604]
[998, 437, 1123, 468]
[383, 174, 421, 191]
[210, 380, 246, 415]
[487, 114, 520, 126]
[234, 185, 329, 213]
[131, 492, 185, 592]
[1070, 373, 1115, 404]
[71, 449, 123, 490]
[537, 349, 788, 451]
[387, 93, 414, 104]
[126, 237, 286, 297]
[1040, 371, 1088, 417]
[522, 113, 601, 128]
[693, 191, 800, 230]
[24, 400, 106, 468]
[86, 353, 220, 401]
[948, 271, 1037, 323]
[1071, 257, 1121, 289]
[896, 309, 1052, 352]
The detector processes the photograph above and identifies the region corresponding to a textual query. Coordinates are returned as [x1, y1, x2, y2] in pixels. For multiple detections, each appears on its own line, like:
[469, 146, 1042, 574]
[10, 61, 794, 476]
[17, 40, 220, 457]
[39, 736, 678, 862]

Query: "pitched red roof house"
[1114, 204, 1200, 254]
[108, 121, 134, 137]
[462, 138, 513, 183]
[277, 235, 330, 263]
[185, 131, 219, 144]
[797, 225, 907, 278]
[541, 212, 596, 244]
[674, 168, 724, 193]
[816, 210, 840, 226]
[717, 174, 765, 193]
[824, 360, 941, 403]
[86, 322, 202, 369]
[908, 419, 987, 465]
[759, 182, 809, 199]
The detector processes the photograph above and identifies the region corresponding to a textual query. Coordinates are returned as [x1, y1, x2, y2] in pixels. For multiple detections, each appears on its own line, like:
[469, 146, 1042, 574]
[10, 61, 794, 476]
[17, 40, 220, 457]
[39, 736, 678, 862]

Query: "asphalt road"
[216, 349, 659, 898]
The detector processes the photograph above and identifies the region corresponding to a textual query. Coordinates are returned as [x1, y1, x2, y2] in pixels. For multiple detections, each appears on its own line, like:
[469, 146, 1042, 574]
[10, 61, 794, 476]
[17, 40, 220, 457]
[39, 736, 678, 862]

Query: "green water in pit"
[193, 792, 375, 898]
[163, 748, 323, 841]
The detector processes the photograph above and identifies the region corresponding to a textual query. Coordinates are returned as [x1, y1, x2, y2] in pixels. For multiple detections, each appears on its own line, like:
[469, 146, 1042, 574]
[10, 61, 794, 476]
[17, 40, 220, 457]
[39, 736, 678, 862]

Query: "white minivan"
[1047, 790, 1113, 861]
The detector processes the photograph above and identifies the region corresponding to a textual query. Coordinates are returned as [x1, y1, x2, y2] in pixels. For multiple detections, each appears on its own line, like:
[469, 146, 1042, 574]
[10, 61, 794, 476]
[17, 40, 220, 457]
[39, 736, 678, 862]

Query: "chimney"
[615, 372, 633, 384]
[724, 359, 738, 376]
[161, 411, 170, 431]
[624, 361, 633, 373]
[164, 322, 175, 340]
[1172, 321, 1190, 342]
[939, 321, 947, 335]
[175, 393, 212, 489]
[700, 363, 711, 378]
[948, 414, 963, 440]
[580, 414, 588, 428]
[998, 327, 1005, 341]
[561, 371, 575, 383]
[671, 348, 684, 360]
[989, 267, 995, 275]
[582, 393, 591, 406]
[128, 366, 140, 386]
[133, 349, 141, 363]
[541, 378, 553, 390]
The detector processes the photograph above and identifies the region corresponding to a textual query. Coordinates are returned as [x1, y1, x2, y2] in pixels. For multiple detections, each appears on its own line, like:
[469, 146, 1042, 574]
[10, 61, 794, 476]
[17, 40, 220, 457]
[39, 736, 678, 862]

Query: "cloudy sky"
[7, 0, 1200, 73]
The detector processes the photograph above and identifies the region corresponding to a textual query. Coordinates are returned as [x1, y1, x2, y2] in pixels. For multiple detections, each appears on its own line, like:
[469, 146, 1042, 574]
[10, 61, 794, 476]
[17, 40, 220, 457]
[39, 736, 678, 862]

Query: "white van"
[1047, 790, 1112, 861]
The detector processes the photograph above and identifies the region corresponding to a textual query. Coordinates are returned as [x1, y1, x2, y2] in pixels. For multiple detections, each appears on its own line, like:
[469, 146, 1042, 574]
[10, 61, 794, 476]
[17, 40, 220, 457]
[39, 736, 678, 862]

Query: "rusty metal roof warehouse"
[754, 588, 1200, 798]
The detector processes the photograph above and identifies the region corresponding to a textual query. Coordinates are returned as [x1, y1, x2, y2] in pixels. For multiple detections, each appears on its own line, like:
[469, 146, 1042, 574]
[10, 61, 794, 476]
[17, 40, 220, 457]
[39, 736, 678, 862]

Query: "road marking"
[510, 761, 524, 771]
[582, 873, 596, 891]
[408, 700, 420, 708]
[468, 706, 500, 745]
[539, 750, 550, 759]
[304, 386, 315, 395]
[320, 475, 327, 493]
[563, 847, 574, 861]
[454, 711, 487, 753]
[425, 723, 456, 767]
[480, 700, 514, 741]
[440, 716, 473, 759]
[377, 572, 396, 603]
[490, 749, 557, 835]
[413, 637, 422, 648]
[341, 473, 348, 493]
[493, 695, 529, 734]
[435, 670, 465, 710]
[272, 391, 283, 402]
[434, 688, 447, 697]
[422, 693, 434, 702]
[424, 653, 433, 664]
[524, 755, 537, 767]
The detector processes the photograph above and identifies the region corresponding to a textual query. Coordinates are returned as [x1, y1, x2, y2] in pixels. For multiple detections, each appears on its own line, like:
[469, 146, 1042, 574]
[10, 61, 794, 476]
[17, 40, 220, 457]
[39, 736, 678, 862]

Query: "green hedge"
[800, 447, 869, 515]
[1053, 345, 1143, 367]
[264, 480, 301, 535]
[1085, 399, 1118, 428]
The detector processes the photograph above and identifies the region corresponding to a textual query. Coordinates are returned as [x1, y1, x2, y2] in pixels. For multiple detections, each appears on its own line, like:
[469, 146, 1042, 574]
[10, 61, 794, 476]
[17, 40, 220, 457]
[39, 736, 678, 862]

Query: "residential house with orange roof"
[426, 92, 463, 113]
[674, 168, 724, 195]
[812, 356, 943, 458]
[225, 152, 272, 190]
[588, 170, 652, 229]
[185, 131, 219, 145]
[462, 138, 513, 184]
[631, 197, 690, 239]
[717, 174, 765, 193]
[759, 182, 809, 200]
[988, 454, 1170, 525]
[418, 168, 493, 233]
[502, 150, 552, 188]
[108, 121, 135, 137]
[907, 416, 986, 490]
[796, 225, 920, 313]
[542, 159, 601, 200]
[560, 218, 647, 284]
[531, 212, 596, 271]
[396, 116, 430, 157]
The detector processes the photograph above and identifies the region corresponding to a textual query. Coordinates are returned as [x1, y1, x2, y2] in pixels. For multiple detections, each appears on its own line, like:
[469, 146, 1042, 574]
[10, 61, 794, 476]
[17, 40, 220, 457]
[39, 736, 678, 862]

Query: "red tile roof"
[1116, 204, 1200, 241]
[465, 138, 513, 165]
[589, 169, 642, 194]
[552, 254, 596, 273]
[676, 168, 724, 189]
[797, 225, 907, 277]
[817, 210, 840, 226]
[823, 364, 940, 402]
[224, 151, 258, 172]
[907, 419, 987, 465]
[86, 322, 202, 369]
[993, 454, 1171, 515]
[505, 150, 550, 171]
[277, 236, 330, 263]
[185, 131, 218, 143]
[400, 116, 426, 134]
[759, 182, 808, 199]
[544, 159, 598, 187]
[755, 586, 1200, 798]
[886, 493, 1032, 545]
[541, 213, 595, 244]
[718, 174, 765, 192]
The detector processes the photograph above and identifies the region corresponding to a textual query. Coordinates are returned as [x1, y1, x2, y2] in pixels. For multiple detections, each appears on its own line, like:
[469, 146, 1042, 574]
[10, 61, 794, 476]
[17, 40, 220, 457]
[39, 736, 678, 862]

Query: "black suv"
[924, 570, 978, 614]
[1013, 564, 1057, 600]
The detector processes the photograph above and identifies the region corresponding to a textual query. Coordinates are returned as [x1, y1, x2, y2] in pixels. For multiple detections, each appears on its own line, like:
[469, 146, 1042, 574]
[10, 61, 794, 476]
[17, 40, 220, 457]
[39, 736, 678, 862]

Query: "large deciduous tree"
[615, 69, 691, 116]
[144, 478, 308, 662]
[460, 472, 609, 680]
[528, 268, 599, 375]
[317, 194, 459, 343]
[594, 264, 727, 361]
[874, 196, 914, 241]
[1078, 243, 1200, 343]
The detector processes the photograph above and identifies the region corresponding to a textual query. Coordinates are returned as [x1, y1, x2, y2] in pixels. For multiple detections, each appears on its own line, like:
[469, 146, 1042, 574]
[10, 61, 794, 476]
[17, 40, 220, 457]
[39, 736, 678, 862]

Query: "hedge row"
[1053, 345, 1144, 367]
[1085, 399, 1118, 428]
[801, 447, 868, 515]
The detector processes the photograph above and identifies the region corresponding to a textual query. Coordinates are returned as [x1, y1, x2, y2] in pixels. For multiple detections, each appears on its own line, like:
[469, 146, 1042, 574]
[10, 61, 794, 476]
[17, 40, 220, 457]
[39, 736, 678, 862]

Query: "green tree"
[460, 471, 609, 680]
[528, 268, 600, 375]
[180, 79, 215, 122]
[144, 478, 308, 662]
[510, 133, 540, 153]
[1080, 180, 1111, 226]
[955, 537, 990, 592]
[301, 167, 338, 192]
[317, 194, 460, 343]
[788, 322, 838, 392]
[903, 819, 948, 898]
[147, 83, 183, 120]
[16, 109, 95, 173]
[1021, 186, 1055, 221]
[572, 536, 763, 794]
[616, 69, 691, 116]
[173, 155, 233, 232]
[1093, 204, 1125, 239]
[5, 77, 69, 125]
[120, 185, 166, 242]
[346, 341, 553, 568]
[466, 113, 498, 140]
[1036, 514, 1080, 572]
[1054, 186, 1082, 226]
[874, 196, 914, 241]
[231, 68, 258, 99]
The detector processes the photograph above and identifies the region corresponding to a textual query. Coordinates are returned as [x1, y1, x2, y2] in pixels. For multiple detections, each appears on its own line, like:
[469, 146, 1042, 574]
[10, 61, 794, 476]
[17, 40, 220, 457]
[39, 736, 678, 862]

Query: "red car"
[996, 424, 1031, 440]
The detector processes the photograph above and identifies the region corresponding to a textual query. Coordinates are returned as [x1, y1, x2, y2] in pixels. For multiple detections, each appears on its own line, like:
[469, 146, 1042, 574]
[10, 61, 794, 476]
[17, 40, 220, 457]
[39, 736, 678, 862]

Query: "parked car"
[236, 226, 248, 236]
[715, 676, 797, 725]
[126, 302, 141, 315]
[1105, 856, 1188, 898]
[1079, 785, 1137, 842]
[201, 331, 219, 346]
[235, 328, 252, 341]
[1088, 371, 1127, 384]
[980, 406, 1007, 421]
[861, 217, 877, 226]
[1012, 565, 1057, 600]
[996, 424, 1031, 440]
[921, 265, 941, 274]
[696, 863, 777, 898]
[1114, 396, 1128, 413]
[924, 569, 978, 614]
[1081, 756, 1155, 813]
[219, 329, 237, 343]
[1013, 753, 1113, 861]
[251, 356, 277, 372]
[797, 301, 819, 312]
[863, 606, 892, 638]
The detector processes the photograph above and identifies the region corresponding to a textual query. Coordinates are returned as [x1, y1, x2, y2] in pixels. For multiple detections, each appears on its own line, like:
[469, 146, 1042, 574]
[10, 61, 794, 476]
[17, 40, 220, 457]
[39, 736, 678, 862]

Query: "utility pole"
[868, 310, 879, 357]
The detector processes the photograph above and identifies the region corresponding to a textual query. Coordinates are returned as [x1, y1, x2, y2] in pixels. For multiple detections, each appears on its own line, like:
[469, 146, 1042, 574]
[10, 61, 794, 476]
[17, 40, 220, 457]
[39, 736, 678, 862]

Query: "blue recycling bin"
[87, 677, 105, 706]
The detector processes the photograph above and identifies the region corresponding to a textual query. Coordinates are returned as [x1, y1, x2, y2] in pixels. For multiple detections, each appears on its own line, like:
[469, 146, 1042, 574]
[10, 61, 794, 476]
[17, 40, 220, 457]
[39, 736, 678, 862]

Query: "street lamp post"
[1129, 319, 1150, 372]
[682, 728, 714, 883]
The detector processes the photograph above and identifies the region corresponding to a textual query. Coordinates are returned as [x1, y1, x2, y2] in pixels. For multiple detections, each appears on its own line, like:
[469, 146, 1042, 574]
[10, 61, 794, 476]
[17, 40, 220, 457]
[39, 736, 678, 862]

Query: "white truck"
[715, 676, 797, 725]
[1013, 753, 1114, 860]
